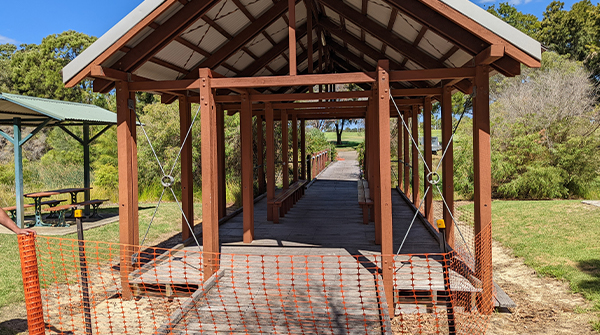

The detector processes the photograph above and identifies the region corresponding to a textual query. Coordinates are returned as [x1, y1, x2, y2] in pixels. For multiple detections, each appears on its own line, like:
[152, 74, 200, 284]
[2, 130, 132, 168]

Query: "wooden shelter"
[63, 0, 541, 315]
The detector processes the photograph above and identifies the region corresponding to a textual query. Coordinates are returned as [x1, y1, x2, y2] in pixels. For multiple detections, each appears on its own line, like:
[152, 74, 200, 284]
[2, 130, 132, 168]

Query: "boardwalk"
[139, 151, 450, 334]
[217, 150, 441, 255]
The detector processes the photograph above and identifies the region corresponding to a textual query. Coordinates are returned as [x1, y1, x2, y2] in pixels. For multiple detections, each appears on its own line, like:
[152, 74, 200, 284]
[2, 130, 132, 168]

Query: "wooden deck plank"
[144, 152, 473, 333]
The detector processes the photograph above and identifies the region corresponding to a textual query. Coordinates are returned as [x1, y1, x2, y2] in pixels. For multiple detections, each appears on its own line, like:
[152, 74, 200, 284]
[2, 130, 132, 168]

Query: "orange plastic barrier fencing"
[18, 234, 45, 335]
[21, 225, 493, 334]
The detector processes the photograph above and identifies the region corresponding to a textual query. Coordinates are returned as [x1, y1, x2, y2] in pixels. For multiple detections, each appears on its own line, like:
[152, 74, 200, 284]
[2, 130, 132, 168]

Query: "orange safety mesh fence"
[23, 227, 493, 334]
[18, 234, 45, 335]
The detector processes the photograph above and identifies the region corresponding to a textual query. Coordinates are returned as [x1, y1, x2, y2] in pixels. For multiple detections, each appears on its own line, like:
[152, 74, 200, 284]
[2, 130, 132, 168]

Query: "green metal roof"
[0, 93, 117, 126]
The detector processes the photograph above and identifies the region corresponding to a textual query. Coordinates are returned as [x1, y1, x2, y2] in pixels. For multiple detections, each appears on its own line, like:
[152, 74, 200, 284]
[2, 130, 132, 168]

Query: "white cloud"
[0, 35, 18, 45]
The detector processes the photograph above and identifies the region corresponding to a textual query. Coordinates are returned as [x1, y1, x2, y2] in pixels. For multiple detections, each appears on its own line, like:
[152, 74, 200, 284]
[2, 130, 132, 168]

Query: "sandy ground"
[436, 201, 597, 335]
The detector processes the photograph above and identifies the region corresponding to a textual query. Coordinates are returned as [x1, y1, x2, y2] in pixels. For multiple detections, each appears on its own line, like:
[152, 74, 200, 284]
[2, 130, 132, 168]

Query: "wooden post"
[370, 92, 381, 245]
[281, 110, 289, 189]
[217, 104, 227, 219]
[257, 115, 266, 194]
[423, 97, 433, 225]
[377, 60, 394, 319]
[116, 81, 139, 300]
[292, 114, 298, 183]
[474, 65, 493, 314]
[363, 109, 369, 179]
[397, 116, 402, 190]
[411, 105, 420, 207]
[403, 114, 410, 197]
[199, 69, 219, 279]
[300, 119, 306, 179]
[318, 35, 323, 73]
[307, 0, 313, 92]
[441, 86, 455, 247]
[180, 96, 194, 240]
[241, 91, 254, 243]
[83, 122, 91, 216]
[266, 103, 276, 221]
[288, 0, 296, 76]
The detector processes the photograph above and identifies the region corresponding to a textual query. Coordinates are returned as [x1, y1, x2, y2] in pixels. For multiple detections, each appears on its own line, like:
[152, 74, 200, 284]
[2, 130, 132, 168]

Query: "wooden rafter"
[381, 8, 398, 55]
[174, 37, 241, 75]
[438, 45, 460, 64]
[64, 0, 181, 88]
[413, 26, 428, 47]
[386, 0, 523, 76]
[328, 39, 422, 88]
[320, 18, 405, 71]
[237, 23, 309, 78]
[184, 0, 299, 78]
[115, 0, 220, 73]
[320, 0, 446, 69]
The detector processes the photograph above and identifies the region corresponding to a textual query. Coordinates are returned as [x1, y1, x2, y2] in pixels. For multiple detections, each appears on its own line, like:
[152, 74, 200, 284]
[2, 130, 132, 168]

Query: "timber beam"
[237, 23, 309, 78]
[115, 0, 221, 73]
[186, 0, 301, 78]
[385, 0, 526, 76]
[320, 0, 447, 70]
[389, 68, 475, 82]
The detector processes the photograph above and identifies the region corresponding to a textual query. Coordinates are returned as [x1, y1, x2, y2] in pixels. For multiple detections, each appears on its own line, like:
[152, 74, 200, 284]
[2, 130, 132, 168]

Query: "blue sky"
[0, 0, 588, 46]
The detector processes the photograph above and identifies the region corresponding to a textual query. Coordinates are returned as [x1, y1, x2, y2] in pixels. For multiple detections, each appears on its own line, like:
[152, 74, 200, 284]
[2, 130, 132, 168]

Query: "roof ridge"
[1, 93, 102, 108]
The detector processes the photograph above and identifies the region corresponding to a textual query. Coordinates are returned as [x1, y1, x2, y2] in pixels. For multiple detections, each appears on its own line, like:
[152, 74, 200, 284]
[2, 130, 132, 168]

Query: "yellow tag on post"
[74, 209, 83, 218]
[436, 219, 445, 229]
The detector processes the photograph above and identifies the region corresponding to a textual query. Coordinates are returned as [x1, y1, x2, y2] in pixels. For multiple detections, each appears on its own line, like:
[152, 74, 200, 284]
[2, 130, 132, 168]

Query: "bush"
[453, 53, 600, 200]
[94, 164, 119, 190]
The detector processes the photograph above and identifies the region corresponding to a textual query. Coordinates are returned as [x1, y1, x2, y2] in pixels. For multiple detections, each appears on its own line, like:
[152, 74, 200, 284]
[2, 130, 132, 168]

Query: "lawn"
[460, 200, 600, 328]
[0, 202, 202, 309]
[324, 131, 364, 149]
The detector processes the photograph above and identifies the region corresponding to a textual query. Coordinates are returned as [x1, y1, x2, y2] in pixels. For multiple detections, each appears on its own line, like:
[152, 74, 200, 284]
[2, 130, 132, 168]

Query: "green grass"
[459, 200, 600, 326]
[0, 202, 202, 309]
[324, 131, 365, 149]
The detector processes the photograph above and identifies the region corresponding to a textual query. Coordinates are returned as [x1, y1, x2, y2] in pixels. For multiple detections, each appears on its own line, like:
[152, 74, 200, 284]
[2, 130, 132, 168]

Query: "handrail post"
[306, 154, 312, 180]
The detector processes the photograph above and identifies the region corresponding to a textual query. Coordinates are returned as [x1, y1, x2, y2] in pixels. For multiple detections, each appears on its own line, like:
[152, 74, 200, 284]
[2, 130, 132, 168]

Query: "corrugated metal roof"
[441, 0, 541, 60]
[0, 93, 117, 125]
[62, 0, 168, 84]
[62, 0, 542, 89]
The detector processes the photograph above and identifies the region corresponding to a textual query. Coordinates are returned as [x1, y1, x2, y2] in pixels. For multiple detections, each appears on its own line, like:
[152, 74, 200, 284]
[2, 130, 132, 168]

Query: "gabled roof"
[0, 93, 117, 126]
[63, 0, 541, 96]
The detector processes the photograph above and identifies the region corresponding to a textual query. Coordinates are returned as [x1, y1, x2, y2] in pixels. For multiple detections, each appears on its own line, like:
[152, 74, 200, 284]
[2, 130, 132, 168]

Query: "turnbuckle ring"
[161, 175, 175, 188]
[426, 171, 441, 185]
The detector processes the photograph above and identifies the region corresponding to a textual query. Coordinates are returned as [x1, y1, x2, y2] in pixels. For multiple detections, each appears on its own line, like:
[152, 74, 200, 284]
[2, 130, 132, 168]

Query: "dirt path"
[488, 240, 596, 334]
[433, 201, 596, 334]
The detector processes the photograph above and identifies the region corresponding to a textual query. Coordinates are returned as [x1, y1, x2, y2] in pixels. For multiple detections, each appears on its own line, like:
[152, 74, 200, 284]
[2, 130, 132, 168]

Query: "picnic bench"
[357, 180, 373, 224]
[3, 199, 65, 220]
[45, 204, 81, 227]
[268, 180, 308, 223]
[3, 204, 33, 220]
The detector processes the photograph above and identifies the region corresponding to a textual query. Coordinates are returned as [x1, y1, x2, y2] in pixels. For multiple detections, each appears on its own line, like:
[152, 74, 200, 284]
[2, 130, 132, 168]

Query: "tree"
[334, 119, 359, 145]
[454, 52, 600, 199]
[539, 1, 600, 82]
[0, 43, 17, 92]
[9, 31, 107, 105]
[487, 2, 541, 38]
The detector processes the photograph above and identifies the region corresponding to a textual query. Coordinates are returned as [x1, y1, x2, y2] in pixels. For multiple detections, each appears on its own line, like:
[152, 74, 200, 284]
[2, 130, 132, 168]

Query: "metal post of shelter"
[13, 118, 24, 228]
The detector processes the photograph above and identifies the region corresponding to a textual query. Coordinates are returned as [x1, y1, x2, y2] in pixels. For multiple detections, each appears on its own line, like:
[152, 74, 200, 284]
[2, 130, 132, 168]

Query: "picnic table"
[25, 187, 92, 227]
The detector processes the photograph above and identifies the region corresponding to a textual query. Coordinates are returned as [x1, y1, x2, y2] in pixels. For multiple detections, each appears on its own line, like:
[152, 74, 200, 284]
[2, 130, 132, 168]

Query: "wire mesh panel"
[27, 233, 493, 335]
